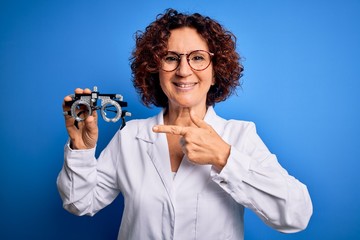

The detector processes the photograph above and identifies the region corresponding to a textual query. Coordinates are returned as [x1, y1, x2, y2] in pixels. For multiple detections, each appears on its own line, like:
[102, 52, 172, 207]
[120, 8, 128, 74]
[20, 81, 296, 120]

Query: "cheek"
[202, 70, 215, 87]
[202, 65, 215, 85]
[212, 69, 216, 85]
[158, 71, 166, 87]
[158, 72, 171, 93]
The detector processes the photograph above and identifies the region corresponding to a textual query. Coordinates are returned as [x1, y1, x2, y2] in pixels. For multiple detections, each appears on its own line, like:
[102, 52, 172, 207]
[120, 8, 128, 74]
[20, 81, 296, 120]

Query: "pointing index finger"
[153, 125, 186, 136]
[190, 111, 211, 130]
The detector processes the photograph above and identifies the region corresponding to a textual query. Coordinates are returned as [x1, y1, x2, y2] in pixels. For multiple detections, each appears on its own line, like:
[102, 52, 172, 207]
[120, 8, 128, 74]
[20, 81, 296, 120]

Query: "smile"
[173, 82, 198, 88]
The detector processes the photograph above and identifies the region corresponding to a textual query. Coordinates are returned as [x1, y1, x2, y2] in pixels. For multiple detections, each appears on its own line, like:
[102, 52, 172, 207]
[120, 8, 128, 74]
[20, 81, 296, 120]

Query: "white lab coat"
[57, 107, 312, 240]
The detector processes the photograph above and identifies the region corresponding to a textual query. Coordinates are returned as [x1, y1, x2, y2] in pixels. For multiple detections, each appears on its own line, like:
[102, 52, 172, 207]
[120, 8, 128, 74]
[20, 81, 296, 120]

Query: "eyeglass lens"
[161, 50, 212, 72]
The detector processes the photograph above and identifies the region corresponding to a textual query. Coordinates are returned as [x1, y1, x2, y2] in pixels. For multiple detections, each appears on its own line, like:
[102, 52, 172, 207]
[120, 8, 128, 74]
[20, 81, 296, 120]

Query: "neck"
[164, 105, 207, 126]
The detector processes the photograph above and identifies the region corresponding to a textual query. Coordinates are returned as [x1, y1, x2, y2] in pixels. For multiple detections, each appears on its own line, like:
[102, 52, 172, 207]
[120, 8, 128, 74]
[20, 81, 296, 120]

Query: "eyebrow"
[166, 50, 208, 54]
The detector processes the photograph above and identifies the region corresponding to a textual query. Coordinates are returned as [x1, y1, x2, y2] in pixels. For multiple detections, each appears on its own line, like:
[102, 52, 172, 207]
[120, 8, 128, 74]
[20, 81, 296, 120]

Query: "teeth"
[175, 83, 196, 88]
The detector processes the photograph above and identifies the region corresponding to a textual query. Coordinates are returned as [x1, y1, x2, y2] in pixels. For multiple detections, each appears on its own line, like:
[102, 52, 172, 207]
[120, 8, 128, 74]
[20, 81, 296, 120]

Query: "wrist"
[69, 139, 95, 150]
[213, 144, 230, 171]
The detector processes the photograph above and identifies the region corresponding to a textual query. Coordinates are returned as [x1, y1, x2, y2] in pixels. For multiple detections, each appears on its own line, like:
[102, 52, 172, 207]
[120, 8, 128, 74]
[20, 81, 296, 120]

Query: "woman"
[58, 9, 312, 239]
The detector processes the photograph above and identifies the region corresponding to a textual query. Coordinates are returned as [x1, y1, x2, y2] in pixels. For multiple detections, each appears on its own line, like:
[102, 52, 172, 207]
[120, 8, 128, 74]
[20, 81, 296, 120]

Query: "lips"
[173, 82, 198, 88]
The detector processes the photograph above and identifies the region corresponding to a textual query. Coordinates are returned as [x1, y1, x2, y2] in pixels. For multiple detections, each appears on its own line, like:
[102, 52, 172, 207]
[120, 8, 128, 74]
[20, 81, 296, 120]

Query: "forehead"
[167, 27, 209, 52]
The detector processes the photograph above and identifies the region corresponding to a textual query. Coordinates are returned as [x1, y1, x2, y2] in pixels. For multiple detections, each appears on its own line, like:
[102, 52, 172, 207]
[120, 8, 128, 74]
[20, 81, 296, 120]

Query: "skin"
[62, 27, 230, 172]
[63, 88, 98, 149]
[152, 27, 230, 171]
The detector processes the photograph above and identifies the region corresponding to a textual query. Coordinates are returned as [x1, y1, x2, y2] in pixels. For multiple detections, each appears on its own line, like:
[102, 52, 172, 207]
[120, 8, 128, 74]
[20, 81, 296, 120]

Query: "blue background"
[1, 0, 359, 239]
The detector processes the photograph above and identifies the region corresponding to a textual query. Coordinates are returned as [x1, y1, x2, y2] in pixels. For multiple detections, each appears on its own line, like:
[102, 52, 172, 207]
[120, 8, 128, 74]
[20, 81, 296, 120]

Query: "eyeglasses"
[161, 50, 214, 72]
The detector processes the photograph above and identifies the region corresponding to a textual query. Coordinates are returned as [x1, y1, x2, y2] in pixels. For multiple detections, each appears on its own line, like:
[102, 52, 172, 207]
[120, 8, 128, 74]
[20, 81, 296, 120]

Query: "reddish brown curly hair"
[130, 8, 243, 108]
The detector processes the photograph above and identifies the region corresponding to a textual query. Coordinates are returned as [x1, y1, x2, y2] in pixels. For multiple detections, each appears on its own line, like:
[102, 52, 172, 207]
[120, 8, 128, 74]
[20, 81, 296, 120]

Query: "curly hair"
[130, 8, 243, 108]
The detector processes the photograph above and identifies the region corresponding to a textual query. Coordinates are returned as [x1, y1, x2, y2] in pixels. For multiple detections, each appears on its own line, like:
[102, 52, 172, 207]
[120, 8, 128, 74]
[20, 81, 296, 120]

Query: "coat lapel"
[135, 107, 226, 197]
[136, 110, 175, 204]
[172, 107, 226, 188]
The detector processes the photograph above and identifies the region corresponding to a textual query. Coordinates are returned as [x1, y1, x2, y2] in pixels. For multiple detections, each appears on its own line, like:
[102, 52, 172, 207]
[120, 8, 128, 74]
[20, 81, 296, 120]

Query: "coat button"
[220, 180, 227, 186]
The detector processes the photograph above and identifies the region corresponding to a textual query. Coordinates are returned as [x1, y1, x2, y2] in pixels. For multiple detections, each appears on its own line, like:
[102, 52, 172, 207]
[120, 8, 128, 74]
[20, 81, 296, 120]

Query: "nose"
[176, 55, 192, 77]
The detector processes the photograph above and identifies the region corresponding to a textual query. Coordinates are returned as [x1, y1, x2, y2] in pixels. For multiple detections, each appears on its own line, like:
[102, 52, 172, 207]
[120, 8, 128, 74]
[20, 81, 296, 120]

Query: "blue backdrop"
[1, 0, 359, 239]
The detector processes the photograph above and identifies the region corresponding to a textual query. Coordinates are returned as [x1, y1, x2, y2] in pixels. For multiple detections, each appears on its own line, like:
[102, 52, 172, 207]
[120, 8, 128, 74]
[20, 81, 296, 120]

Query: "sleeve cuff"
[64, 139, 97, 167]
[211, 146, 251, 182]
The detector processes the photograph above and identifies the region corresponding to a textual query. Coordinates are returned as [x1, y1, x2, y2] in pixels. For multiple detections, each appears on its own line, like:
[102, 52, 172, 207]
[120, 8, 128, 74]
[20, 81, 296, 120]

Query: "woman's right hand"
[62, 88, 99, 149]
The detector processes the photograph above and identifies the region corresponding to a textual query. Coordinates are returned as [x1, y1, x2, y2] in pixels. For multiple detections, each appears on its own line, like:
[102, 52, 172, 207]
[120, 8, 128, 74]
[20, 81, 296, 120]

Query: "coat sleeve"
[210, 121, 313, 233]
[56, 132, 121, 216]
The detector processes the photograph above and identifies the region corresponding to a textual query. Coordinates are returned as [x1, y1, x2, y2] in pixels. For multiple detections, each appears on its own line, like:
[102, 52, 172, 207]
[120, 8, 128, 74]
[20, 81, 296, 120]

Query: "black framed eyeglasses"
[161, 50, 214, 72]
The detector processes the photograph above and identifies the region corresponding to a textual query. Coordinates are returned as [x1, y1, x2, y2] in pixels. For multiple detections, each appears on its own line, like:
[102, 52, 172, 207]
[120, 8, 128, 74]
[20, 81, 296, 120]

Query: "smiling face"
[159, 27, 215, 112]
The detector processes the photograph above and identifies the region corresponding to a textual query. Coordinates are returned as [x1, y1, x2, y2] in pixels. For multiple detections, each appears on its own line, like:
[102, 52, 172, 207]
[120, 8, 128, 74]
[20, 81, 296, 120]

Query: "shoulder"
[209, 107, 256, 134]
[224, 119, 256, 132]
[221, 119, 257, 143]
[209, 109, 259, 144]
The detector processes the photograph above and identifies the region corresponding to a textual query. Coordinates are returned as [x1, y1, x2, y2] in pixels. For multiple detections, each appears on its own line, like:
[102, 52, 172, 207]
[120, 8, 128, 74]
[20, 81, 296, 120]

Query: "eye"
[163, 53, 180, 63]
[190, 53, 206, 62]
[192, 55, 205, 61]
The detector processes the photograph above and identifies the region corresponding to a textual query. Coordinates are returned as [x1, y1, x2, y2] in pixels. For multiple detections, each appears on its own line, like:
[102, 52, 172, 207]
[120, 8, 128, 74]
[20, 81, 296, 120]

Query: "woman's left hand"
[153, 113, 230, 171]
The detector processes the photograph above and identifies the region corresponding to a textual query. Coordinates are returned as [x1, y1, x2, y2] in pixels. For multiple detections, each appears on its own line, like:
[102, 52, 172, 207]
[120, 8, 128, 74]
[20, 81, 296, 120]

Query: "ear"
[212, 73, 216, 85]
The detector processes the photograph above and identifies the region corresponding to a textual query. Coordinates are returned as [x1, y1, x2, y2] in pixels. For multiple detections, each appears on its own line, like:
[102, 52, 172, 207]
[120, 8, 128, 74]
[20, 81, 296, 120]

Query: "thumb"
[84, 115, 98, 135]
[83, 115, 99, 149]
[190, 111, 209, 129]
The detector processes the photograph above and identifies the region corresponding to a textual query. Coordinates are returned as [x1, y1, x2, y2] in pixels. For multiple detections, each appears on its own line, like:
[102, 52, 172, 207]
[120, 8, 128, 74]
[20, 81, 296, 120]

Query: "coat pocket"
[195, 190, 242, 240]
